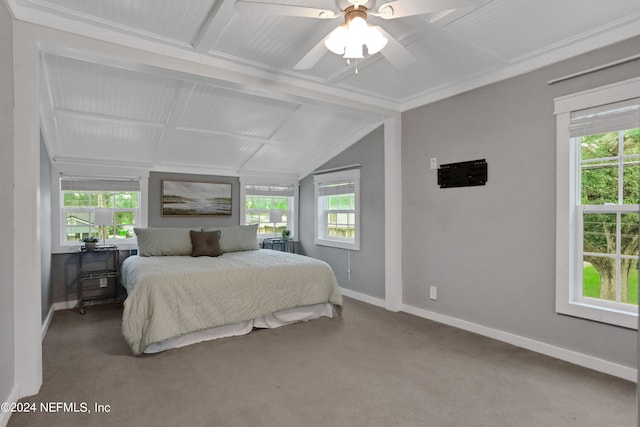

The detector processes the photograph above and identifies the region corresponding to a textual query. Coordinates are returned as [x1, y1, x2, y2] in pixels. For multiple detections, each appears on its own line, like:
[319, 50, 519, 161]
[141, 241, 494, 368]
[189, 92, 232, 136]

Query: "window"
[314, 168, 360, 250]
[242, 181, 297, 239]
[555, 78, 640, 328]
[60, 177, 141, 246]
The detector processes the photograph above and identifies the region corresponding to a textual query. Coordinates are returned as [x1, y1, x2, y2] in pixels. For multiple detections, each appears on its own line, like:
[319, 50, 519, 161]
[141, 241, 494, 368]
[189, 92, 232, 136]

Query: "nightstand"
[261, 238, 296, 253]
[77, 245, 120, 314]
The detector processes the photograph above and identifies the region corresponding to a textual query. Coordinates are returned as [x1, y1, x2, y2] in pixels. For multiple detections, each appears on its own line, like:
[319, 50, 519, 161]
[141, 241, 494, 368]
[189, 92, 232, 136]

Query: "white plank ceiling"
[7, 0, 640, 177]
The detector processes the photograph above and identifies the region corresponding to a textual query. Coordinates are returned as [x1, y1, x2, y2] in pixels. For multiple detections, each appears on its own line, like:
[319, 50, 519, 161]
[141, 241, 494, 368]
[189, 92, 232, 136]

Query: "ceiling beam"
[192, 0, 235, 54]
[53, 108, 166, 128]
[151, 81, 196, 165]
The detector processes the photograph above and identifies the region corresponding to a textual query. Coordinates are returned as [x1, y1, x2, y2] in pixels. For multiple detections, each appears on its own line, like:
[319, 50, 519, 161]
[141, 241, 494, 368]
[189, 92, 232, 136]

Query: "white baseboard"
[53, 300, 78, 311]
[402, 304, 637, 383]
[41, 301, 79, 341]
[41, 305, 55, 341]
[339, 287, 386, 308]
[342, 288, 637, 382]
[0, 385, 19, 427]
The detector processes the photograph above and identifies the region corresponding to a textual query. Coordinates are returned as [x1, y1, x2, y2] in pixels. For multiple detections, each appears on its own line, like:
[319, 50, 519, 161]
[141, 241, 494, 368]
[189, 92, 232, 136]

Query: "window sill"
[53, 241, 138, 255]
[315, 238, 359, 251]
[556, 300, 638, 329]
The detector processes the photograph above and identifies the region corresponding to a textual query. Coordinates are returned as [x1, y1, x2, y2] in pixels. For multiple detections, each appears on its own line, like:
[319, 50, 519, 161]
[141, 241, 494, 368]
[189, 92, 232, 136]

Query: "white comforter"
[121, 250, 342, 355]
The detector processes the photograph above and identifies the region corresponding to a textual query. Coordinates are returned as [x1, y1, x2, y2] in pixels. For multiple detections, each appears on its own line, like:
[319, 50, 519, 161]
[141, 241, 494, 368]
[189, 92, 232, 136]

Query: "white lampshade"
[269, 210, 283, 224]
[325, 16, 387, 60]
[347, 16, 368, 42]
[94, 208, 112, 226]
[365, 26, 388, 55]
[325, 26, 347, 55]
[343, 40, 364, 59]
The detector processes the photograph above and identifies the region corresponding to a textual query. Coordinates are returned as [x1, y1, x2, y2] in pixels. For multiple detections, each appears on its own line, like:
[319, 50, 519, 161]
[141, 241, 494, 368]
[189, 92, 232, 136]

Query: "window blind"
[61, 177, 141, 192]
[245, 184, 294, 197]
[318, 181, 355, 196]
[570, 97, 640, 137]
[314, 168, 360, 197]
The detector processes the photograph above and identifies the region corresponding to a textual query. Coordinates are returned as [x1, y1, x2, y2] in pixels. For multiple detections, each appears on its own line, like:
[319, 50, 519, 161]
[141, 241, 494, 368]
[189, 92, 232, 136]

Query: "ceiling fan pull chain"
[344, 58, 359, 76]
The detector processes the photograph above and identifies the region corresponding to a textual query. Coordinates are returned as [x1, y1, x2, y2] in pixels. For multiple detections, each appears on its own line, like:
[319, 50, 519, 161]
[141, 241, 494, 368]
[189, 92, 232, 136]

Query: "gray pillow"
[134, 227, 200, 256]
[190, 230, 222, 257]
[203, 224, 259, 253]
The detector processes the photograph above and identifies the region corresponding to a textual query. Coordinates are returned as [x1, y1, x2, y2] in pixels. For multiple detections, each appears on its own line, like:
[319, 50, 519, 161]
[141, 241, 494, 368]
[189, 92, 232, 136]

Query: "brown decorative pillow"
[190, 230, 222, 257]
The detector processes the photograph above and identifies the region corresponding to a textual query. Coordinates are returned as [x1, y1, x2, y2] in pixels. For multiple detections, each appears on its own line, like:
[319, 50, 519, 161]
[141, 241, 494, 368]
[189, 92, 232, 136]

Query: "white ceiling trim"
[51, 155, 154, 169]
[25, 20, 391, 178]
[39, 52, 61, 158]
[151, 161, 242, 177]
[10, 0, 640, 179]
[238, 144, 269, 172]
[192, 1, 230, 53]
[11, 10, 401, 113]
[10, 0, 640, 114]
[400, 13, 640, 111]
[53, 108, 166, 129]
[148, 160, 303, 180]
[298, 121, 384, 179]
[52, 155, 248, 179]
[26, 0, 197, 49]
[150, 81, 196, 166]
[239, 171, 300, 183]
[172, 126, 317, 148]
[510, 12, 640, 64]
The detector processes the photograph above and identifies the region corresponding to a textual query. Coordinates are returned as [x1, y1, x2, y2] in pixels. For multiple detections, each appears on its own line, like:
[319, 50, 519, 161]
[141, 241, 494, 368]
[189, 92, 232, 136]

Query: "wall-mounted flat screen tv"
[437, 159, 487, 188]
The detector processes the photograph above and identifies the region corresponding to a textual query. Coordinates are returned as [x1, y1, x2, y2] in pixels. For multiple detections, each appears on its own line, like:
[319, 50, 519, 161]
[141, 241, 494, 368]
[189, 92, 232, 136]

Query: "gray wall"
[0, 0, 14, 410]
[40, 135, 53, 323]
[299, 126, 385, 299]
[148, 171, 240, 228]
[402, 35, 640, 369]
[51, 253, 83, 304]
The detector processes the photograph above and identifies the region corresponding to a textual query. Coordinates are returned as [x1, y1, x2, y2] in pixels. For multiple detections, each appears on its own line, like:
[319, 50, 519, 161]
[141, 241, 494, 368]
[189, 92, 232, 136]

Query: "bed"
[121, 225, 342, 355]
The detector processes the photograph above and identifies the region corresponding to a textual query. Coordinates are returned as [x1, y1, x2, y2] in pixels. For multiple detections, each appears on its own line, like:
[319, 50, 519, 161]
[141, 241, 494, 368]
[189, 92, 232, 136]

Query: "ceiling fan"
[234, 0, 482, 71]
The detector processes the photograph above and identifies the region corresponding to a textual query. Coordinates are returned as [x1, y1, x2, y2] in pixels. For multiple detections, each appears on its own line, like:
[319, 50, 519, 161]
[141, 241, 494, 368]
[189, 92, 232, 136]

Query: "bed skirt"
[144, 302, 335, 354]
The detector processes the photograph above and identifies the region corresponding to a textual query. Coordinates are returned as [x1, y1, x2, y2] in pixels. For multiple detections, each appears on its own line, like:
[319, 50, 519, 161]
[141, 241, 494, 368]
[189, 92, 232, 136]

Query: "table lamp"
[94, 208, 113, 247]
[269, 209, 282, 237]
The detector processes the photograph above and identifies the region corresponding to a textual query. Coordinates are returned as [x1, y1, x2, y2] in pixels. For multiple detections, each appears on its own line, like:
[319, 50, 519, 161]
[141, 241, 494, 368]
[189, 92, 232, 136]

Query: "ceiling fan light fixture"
[365, 26, 388, 55]
[346, 15, 368, 41]
[344, 39, 364, 59]
[325, 25, 347, 54]
[324, 5, 389, 61]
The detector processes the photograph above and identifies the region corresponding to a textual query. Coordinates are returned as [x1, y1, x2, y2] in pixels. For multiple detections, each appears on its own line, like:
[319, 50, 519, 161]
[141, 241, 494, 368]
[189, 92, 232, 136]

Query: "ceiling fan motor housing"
[344, 5, 367, 26]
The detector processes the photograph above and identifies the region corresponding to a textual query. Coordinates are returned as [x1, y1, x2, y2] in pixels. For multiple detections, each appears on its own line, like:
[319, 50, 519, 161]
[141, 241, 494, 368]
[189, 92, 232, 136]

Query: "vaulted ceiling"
[6, 0, 640, 177]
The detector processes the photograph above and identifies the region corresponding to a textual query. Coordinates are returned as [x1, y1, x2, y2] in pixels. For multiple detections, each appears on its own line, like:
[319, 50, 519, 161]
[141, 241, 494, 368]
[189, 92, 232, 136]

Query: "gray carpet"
[9, 297, 636, 427]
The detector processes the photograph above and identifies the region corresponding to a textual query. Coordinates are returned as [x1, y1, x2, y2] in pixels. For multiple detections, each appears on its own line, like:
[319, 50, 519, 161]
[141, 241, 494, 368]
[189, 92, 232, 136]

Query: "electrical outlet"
[99, 278, 108, 288]
[429, 286, 437, 300]
[430, 158, 437, 170]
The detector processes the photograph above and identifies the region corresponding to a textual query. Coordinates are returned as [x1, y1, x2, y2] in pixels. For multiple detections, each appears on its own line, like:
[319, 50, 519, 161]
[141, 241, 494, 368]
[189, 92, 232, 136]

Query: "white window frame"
[240, 175, 299, 241]
[554, 77, 640, 329]
[314, 168, 361, 251]
[52, 166, 148, 254]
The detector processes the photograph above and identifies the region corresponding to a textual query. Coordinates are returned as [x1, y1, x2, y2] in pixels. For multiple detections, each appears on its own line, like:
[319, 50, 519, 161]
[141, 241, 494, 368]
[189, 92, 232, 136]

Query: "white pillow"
[203, 224, 259, 253]
[134, 227, 200, 256]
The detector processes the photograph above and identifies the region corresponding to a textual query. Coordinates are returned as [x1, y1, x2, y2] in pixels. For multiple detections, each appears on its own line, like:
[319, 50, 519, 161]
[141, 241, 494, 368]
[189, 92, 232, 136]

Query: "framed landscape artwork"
[162, 180, 232, 216]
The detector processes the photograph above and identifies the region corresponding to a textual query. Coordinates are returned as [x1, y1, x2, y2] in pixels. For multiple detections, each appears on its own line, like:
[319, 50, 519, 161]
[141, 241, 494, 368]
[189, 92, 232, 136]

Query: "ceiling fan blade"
[374, 27, 415, 69]
[294, 36, 330, 70]
[234, 1, 338, 19]
[375, 0, 483, 19]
